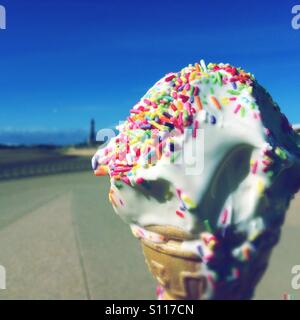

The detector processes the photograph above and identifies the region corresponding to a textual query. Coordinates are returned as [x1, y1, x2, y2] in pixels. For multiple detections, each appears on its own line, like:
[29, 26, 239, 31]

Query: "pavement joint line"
[70, 191, 92, 300]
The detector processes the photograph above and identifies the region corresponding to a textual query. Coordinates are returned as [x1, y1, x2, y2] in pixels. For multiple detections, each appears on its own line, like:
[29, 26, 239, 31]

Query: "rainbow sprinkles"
[93, 61, 257, 184]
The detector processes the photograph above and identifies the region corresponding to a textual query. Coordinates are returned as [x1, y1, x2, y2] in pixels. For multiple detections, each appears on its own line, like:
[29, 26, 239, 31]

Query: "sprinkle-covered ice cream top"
[92, 60, 300, 299]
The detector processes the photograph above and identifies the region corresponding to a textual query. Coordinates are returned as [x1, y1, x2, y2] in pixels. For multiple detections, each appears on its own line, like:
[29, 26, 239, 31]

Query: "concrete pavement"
[0, 171, 299, 299]
[0, 172, 155, 299]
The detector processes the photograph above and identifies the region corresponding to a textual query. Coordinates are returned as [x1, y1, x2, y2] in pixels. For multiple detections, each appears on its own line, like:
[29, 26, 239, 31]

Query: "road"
[0, 171, 299, 299]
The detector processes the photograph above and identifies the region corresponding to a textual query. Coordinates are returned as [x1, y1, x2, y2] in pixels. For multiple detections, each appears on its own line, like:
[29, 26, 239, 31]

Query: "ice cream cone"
[137, 225, 273, 300]
[138, 225, 208, 300]
[93, 61, 300, 300]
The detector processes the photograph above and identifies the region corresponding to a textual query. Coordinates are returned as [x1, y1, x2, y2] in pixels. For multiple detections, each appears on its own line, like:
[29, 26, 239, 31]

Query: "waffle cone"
[140, 225, 207, 300]
[139, 225, 272, 300]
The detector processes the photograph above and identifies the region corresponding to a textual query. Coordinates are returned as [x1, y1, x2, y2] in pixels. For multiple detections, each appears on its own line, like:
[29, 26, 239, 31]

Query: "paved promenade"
[0, 172, 299, 299]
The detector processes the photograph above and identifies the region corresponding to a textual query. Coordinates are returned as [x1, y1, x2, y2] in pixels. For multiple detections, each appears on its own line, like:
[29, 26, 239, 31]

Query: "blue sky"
[0, 0, 299, 134]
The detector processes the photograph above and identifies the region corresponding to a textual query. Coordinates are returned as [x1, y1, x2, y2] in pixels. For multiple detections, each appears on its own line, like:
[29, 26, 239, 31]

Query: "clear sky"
[0, 0, 299, 133]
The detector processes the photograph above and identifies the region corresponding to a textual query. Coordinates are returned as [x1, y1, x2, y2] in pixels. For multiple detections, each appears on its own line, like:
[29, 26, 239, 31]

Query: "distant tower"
[88, 118, 96, 146]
